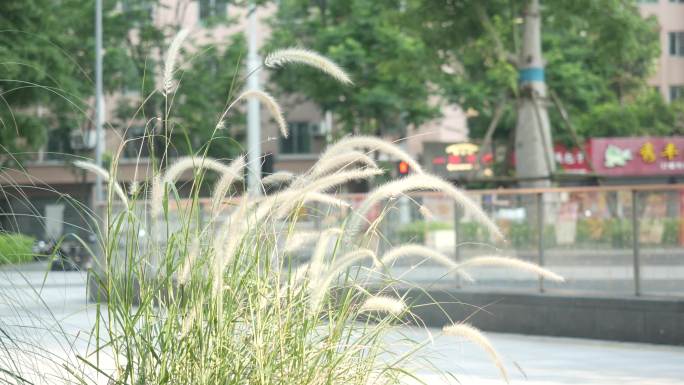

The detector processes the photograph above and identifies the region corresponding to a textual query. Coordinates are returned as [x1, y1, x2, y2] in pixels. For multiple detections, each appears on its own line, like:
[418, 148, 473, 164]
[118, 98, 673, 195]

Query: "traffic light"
[397, 160, 410, 176]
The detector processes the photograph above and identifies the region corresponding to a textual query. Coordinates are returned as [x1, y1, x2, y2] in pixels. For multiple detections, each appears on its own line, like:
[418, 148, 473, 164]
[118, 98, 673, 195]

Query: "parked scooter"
[32, 239, 91, 271]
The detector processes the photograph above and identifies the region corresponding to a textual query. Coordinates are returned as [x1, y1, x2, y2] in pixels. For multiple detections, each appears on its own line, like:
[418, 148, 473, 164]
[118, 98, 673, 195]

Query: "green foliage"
[406, 0, 665, 144]
[266, 0, 443, 135]
[0, 233, 34, 265]
[577, 92, 684, 138]
[172, 36, 247, 159]
[0, 0, 247, 163]
[266, 0, 671, 145]
[0, 0, 95, 161]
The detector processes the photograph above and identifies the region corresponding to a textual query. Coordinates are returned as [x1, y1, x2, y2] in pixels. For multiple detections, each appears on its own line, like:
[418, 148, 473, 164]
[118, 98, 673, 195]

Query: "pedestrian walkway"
[1, 266, 683, 384]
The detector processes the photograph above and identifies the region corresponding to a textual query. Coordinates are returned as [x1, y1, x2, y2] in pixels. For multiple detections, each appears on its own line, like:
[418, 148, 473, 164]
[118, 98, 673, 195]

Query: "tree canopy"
[0, 0, 247, 163]
[267, 0, 679, 145]
[265, 0, 444, 136]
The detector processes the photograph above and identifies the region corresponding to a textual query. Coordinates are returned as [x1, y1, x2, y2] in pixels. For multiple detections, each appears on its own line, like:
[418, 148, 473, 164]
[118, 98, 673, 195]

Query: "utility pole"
[515, 0, 554, 187]
[246, 3, 262, 195]
[94, 0, 105, 204]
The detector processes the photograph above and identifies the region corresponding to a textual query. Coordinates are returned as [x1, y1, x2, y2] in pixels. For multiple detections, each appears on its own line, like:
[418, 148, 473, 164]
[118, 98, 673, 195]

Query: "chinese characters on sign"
[591, 137, 684, 176]
[554, 144, 589, 172]
[424, 142, 494, 178]
[423, 137, 684, 179]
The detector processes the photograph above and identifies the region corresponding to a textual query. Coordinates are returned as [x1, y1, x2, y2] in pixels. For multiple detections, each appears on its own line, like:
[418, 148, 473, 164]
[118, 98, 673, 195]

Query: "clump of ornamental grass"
[2, 37, 564, 385]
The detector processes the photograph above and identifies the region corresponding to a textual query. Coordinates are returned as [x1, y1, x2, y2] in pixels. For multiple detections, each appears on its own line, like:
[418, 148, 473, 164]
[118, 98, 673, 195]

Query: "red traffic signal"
[397, 161, 410, 175]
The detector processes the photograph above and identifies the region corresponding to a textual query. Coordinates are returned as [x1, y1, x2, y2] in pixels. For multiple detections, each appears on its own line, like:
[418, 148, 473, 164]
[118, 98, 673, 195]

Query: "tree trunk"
[514, 0, 555, 187]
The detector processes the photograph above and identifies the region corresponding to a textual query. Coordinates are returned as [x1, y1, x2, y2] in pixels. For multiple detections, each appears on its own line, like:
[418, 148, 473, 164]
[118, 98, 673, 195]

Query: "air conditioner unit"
[70, 129, 97, 151]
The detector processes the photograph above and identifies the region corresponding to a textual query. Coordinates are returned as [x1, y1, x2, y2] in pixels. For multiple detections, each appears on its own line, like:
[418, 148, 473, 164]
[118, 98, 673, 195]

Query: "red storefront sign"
[554, 144, 589, 173]
[589, 137, 684, 176]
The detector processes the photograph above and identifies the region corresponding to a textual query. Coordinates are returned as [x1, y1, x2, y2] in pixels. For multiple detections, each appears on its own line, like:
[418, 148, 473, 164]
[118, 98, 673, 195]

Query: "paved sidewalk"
[1, 265, 683, 384]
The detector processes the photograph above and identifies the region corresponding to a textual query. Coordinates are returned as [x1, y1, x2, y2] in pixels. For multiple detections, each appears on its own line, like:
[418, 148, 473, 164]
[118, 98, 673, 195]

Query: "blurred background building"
[638, 0, 684, 102]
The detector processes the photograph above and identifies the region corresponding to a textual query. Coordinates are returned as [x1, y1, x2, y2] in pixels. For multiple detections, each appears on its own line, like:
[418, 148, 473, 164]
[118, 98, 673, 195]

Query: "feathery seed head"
[457, 255, 565, 282]
[229, 90, 288, 138]
[380, 244, 474, 282]
[418, 205, 434, 220]
[310, 151, 378, 178]
[348, 173, 502, 241]
[320, 136, 423, 174]
[73, 160, 129, 206]
[442, 323, 509, 383]
[359, 295, 406, 316]
[261, 171, 295, 187]
[310, 248, 377, 310]
[211, 156, 246, 213]
[163, 28, 191, 95]
[264, 47, 353, 85]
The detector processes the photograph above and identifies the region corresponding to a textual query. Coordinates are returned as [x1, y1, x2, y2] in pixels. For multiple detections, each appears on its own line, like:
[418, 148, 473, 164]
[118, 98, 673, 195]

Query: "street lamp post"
[94, 0, 105, 204]
[246, 3, 262, 195]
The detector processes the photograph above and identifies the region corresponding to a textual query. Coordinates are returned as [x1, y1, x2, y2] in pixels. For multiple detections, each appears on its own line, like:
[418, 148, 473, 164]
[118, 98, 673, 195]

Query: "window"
[669, 32, 684, 56]
[670, 85, 684, 102]
[199, 0, 228, 21]
[121, 0, 154, 23]
[280, 122, 312, 154]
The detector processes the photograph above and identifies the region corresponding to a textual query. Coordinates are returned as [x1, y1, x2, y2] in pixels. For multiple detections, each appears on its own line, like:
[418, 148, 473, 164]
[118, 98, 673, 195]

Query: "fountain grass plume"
[255, 168, 381, 223]
[310, 151, 378, 178]
[303, 168, 383, 193]
[210, 156, 245, 213]
[319, 136, 423, 174]
[379, 244, 474, 282]
[73, 160, 129, 206]
[457, 255, 565, 282]
[178, 238, 200, 285]
[310, 248, 377, 310]
[359, 295, 406, 316]
[261, 171, 295, 187]
[162, 156, 231, 185]
[303, 192, 350, 208]
[308, 228, 345, 282]
[151, 175, 163, 218]
[267, 190, 351, 224]
[163, 28, 190, 95]
[442, 323, 509, 383]
[284, 228, 343, 253]
[219, 89, 288, 137]
[151, 155, 239, 218]
[265, 47, 353, 85]
[418, 205, 434, 220]
[349, 173, 503, 241]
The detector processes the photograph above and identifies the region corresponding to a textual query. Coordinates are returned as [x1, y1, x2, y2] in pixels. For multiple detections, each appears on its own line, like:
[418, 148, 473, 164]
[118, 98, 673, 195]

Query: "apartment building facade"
[638, 0, 684, 102]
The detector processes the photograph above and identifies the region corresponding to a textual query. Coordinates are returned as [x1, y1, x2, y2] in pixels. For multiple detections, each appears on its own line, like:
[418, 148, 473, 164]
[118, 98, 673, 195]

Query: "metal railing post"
[631, 189, 641, 296]
[537, 192, 545, 293]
